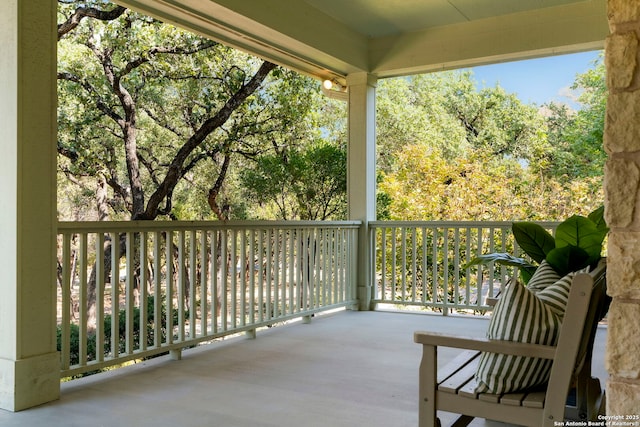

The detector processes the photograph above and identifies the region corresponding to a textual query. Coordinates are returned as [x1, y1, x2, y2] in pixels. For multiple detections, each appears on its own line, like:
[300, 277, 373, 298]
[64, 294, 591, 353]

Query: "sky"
[467, 50, 603, 108]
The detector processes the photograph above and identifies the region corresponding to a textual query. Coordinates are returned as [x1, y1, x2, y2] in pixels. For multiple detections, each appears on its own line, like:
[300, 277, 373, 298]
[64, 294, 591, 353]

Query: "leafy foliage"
[241, 142, 346, 220]
[465, 207, 607, 282]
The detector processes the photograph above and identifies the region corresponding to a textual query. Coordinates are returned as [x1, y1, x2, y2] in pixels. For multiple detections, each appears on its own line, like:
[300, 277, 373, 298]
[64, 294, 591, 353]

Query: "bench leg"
[419, 345, 438, 427]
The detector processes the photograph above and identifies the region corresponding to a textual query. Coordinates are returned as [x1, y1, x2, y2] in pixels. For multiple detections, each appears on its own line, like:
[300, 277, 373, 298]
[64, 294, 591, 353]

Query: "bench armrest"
[414, 331, 557, 359]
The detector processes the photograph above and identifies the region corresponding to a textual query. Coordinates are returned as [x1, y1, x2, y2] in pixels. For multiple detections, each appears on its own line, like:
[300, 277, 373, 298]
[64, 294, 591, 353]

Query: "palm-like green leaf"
[512, 222, 555, 263]
[462, 253, 537, 285]
[462, 253, 534, 270]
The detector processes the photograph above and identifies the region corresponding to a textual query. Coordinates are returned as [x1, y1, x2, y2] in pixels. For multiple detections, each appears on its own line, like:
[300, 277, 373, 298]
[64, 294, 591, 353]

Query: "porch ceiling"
[114, 0, 607, 84]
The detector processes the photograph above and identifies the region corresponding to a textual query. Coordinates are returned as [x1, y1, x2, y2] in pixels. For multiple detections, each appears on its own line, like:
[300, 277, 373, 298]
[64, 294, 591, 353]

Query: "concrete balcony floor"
[0, 310, 606, 427]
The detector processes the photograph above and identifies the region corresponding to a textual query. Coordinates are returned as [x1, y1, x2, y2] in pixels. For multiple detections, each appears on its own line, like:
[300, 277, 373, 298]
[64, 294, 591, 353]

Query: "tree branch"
[143, 107, 184, 138]
[141, 61, 278, 220]
[57, 142, 79, 162]
[58, 4, 127, 40]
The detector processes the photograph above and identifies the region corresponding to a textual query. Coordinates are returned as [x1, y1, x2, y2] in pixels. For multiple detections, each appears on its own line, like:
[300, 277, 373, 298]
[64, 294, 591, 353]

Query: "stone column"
[604, 0, 640, 415]
[0, 0, 60, 411]
[346, 73, 377, 310]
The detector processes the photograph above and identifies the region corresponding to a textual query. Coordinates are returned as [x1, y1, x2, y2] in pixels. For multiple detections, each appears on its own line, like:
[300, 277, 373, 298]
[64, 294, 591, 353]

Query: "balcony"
[0, 220, 607, 425]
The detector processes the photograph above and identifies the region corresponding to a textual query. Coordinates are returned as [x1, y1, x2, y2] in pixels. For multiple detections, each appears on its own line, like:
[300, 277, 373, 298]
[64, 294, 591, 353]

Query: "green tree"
[376, 73, 468, 173]
[376, 65, 605, 222]
[543, 56, 606, 182]
[440, 72, 551, 170]
[241, 142, 347, 220]
[57, 4, 277, 221]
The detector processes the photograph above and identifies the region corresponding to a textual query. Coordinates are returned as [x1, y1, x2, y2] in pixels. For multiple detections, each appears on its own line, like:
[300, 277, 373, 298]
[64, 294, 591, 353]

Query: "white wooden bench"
[414, 261, 607, 427]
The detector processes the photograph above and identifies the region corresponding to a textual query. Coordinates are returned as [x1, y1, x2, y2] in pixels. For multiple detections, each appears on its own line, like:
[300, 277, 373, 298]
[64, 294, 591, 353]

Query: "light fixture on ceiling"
[321, 79, 348, 102]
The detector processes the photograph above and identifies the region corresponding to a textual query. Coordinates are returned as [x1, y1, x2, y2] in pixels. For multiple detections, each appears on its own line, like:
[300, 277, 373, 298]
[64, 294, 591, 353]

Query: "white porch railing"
[369, 221, 559, 314]
[57, 221, 359, 377]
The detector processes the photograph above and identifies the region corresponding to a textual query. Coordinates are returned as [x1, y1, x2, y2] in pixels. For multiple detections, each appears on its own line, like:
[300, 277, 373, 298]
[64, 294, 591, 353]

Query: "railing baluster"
[153, 231, 162, 348]
[337, 228, 344, 303]
[125, 232, 134, 354]
[78, 233, 88, 366]
[96, 233, 105, 361]
[465, 227, 472, 308]
[313, 228, 321, 311]
[111, 232, 120, 357]
[231, 229, 244, 329]
[411, 227, 417, 303]
[378, 227, 385, 302]
[230, 229, 237, 329]
[335, 228, 341, 304]
[240, 229, 247, 326]
[295, 228, 302, 314]
[139, 232, 147, 352]
[288, 229, 295, 315]
[421, 227, 428, 304]
[211, 230, 218, 334]
[391, 227, 397, 303]
[476, 227, 483, 310]
[273, 229, 280, 320]
[249, 229, 256, 325]
[60, 233, 72, 370]
[431, 227, 438, 308]
[442, 227, 450, 316]
[221, 229, 228, 332]
[326, 228, 332, 305]
[265, 228, 272, 322]
[282, 229, 288, 316]
[258, 229, 265, 323]
[166, 230, 174, 345]
[453, 228, 460, 310]
[189, 230, 197, 340]
[487, 226, 496, 296]
[177, 230, 185, 342]
[401, 227, 407, 303]
[200, 230, 208, 337]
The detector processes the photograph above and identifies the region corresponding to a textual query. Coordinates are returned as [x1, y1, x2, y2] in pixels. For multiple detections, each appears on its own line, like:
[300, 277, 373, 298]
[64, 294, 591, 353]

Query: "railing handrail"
[58, 220, 362, 232]
[370, 220, 560, 228]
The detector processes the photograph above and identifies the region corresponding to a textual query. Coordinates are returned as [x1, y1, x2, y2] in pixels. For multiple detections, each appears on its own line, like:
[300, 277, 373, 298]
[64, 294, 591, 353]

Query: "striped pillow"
[474, 268, 585, 394]
[526, 260, 561, 293]
[535, 270, 580, 315]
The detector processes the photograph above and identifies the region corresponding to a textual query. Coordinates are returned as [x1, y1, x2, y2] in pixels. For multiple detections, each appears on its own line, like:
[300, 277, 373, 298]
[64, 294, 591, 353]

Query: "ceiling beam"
[369, 0, 608, 77]
[115, 0, 368, 83]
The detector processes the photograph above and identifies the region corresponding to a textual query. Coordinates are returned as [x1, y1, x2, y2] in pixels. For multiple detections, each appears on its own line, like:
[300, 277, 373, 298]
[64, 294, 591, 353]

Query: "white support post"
[346, 73, 377, 311]
[0, 0, 60, 411]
